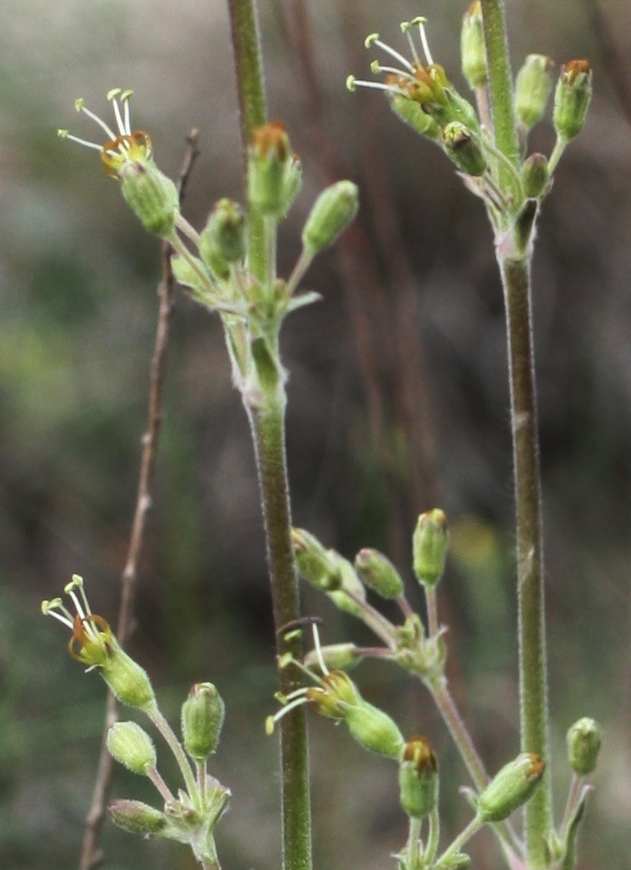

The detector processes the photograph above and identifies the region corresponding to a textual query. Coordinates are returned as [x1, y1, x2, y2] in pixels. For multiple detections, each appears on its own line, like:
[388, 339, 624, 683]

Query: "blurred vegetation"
[1, 0, 630, 868]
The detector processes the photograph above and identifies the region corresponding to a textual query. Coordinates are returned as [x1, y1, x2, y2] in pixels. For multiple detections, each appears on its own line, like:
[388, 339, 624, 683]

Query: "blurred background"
[1, 0, 629, 867]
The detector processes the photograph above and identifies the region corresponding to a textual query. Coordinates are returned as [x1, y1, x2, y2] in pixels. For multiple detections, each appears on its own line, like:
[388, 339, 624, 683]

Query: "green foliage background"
[1, 1, 629, 868]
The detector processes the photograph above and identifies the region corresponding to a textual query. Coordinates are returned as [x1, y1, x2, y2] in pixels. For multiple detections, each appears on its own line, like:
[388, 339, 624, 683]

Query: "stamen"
[41, 599, 74, 628]
[347, 76, 405, 96]
[400, 21, 421, 65]
[265, 692, 311, 734]
[370, 60, 417, 84]
[58, 130, 106, 152]
[411, 16, 434, 66]
[365, 33, 414, 73]
[75, 101, 117, 141]
[311, 622, 329, 676]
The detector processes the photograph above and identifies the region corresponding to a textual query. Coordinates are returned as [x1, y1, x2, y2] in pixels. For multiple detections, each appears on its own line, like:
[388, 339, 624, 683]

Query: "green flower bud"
[101, 646, 156, 710]
[302, 180, 359, 253]
[520, 153, 550, 199]
[304, 642, 364, 672]
[553, 60, 592, 141]
[109, 799, 167, 836]
[478, 753, 545, 822]
[247, 122, 292, 216]
[461, 1, 487, 90]
[388, 93, 442, 141]
[354, 548, 404, 599]
[443, 122, 487, 177]
[119, 156, 180, 238]
[107, 721, 156, 775]
[567, 717, 602, 775]
[181, 682, 226, 761]
[327, 553, 367, 617]
[514, 54, 554, 131]
[399, 736, 439, 818]
[292, 528, 341, 591]
[413, 509, 449, 588]
[344, 700, 405, 759]
[199, 199, 245, 280]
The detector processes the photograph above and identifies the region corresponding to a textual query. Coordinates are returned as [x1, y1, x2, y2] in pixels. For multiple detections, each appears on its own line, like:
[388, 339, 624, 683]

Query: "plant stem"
[248, 397, 313, 870]
[480, 0, 520, 194]
[227, 0, 266, 281]
[499, 254, 551, 867]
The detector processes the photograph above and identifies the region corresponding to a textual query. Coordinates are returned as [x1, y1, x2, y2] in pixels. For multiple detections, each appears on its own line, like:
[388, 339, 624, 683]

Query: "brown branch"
[77, 129, 200, 870]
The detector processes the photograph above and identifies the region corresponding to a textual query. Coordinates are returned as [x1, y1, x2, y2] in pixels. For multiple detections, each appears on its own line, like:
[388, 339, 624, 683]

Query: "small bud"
[199, 199, 245, 280]
[119, 153, 180, 238]
[461, 2, 487, 90]
[181, 682, 226, 761]
[514, 55, 554, 131]
[553, 60, 592, 141]
[304, 642, 364, 672]
[109, 799, 167, 836]
[399, 736, 439, 818]
[354, 548, 404, 599]
[101, 646, 156, 711]
[327, 553, 367, 617]
[520, 153, 550, 199]
[107, 721, 156, 775]
[442, 122, 487, 177]
[478, 753, 545, 822]
[344, 700, 405, 759]
[302, 181, 359, 253]
[388, 93, 442, 141]
[247, 122, 292, 216]
[292, 528, 341, 591]
[567, 717, 602, 775]
[413, 509, 449, 588]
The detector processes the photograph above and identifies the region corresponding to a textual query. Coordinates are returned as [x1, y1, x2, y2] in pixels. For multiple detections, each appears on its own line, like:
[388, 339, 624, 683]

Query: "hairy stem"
[480, 0, 519, 195]
[248, 398, 313, 870]
[499, 254, 551, 867]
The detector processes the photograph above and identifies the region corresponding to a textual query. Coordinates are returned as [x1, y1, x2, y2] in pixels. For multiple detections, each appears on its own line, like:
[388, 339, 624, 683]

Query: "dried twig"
[78, 129, 200, 870]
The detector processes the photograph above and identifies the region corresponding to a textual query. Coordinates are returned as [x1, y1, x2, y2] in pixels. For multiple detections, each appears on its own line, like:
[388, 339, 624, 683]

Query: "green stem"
[480, 0, 520, 199]
[499, 254, 551, 867]
[227, 0, 267, 282]
[226, 6, 312, 869]
[248, 396, 313, 870]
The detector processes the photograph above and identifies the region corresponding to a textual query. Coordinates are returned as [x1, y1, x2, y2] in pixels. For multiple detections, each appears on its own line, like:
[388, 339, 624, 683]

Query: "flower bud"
[354, 548, 404, 599]
[388, 93, 442, 141]
[181, 682, 226, 761]
[443, 122, 487, 177]
[119, 155, 180, 238]
[461, 1, 487, 90]
[399, 736, 439, 818]
[107, 721, 156, 775]
[247, 122, 292, 216]
[477, 752, 545, 822]
[413, 509, 449, 588]
[292, 528, 341, 591]
[553, 60, 592, 141]
[344, 700, 405, 759]
[327, 554, 367, 617]
[304, 642, 364, 672]
[109, 799, 167, 836]
[199, 199, 245, 280]
[101, 646, 156, 710]
[566, 717, 602, 775]
[514, 55, 554, 131]
[520, 153, 550, 199]
[302, 181, 359, 253]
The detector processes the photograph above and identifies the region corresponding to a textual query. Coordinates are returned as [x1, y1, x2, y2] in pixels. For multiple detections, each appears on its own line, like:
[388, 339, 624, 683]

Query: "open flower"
[58, 89, 179, 237]
[42, 575, 156, 710]
[58, 88, 151, 179]
[347, 17, 478, 136]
